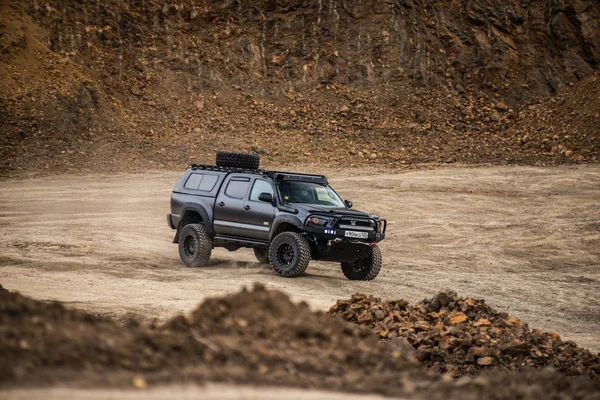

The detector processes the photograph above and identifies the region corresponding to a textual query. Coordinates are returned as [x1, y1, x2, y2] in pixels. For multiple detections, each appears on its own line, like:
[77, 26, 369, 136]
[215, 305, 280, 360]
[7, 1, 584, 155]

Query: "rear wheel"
[341, 245, 382, 280]
[269, 232, 311, 277]
[254, 247, 270, 264]
[178, 224, 212, 267]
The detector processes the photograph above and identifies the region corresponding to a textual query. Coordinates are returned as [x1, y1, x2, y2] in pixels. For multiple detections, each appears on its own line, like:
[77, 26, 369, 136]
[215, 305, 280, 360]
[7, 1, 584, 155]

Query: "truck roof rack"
[189, 164, 328, 184]
[189, 164, 262, 175]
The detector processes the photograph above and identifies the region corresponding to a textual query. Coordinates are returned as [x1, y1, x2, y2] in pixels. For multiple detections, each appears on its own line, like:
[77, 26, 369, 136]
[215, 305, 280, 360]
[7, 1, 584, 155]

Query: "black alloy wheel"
[341, 245, 382, 280]
[178, 223, 212, 268]
[268, 232, 311, 278]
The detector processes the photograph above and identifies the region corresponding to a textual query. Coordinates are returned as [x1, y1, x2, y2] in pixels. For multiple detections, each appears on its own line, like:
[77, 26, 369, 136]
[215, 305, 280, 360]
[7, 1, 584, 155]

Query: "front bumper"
[303, 225, 383, 262]
[303, 225, 385, 242]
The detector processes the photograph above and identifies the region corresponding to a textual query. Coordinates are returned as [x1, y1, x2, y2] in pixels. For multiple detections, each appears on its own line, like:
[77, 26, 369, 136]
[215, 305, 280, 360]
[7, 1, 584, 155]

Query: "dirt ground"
[2, 385, 397, 400]
[0, 164, 599, 356]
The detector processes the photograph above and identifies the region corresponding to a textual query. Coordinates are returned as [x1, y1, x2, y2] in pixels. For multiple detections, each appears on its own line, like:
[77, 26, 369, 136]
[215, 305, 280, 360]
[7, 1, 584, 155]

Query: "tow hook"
[327, 238, 343, 246]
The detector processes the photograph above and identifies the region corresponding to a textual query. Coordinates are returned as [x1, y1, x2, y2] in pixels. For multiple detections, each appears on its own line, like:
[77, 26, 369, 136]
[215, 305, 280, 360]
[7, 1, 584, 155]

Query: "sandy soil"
[0, 165, 599, 354]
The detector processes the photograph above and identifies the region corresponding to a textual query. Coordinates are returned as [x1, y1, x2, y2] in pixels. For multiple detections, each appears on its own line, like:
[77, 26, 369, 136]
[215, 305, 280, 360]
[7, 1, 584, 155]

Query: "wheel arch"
[270, 216, 304, 240]
[174, 204, 213, 243]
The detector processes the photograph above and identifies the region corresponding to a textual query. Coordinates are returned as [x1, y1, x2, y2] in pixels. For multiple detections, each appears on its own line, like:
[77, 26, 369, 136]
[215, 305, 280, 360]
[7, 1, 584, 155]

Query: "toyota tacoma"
[167, 152, 386, 280]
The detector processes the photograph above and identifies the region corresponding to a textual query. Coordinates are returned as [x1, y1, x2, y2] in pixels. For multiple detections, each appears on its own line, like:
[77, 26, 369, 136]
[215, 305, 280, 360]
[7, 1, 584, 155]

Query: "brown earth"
[2, 284, 600, 400]
[0, 283, 431, 395]
[1, 0, 599, 177]
[0, 165, 599, 398]
[1, 0, 600, 397]
[1, 165, 598, 353]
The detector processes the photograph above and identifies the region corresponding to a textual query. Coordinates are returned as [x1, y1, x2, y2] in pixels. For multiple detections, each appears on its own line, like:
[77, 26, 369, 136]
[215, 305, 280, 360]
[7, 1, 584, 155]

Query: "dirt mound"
[0, 287, 138, 384]
[330, 290, 600, 380]
[160, 284, 433, 394]
[0, 284, 431, 396]
[2, 285, 600, 398]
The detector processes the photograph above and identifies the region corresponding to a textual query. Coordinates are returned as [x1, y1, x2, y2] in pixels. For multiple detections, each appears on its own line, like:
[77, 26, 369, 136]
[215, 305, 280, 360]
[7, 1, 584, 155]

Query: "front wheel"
[178, 224, 212, 267]
[341, 245, 382, 280]
[269, 232, 311, 277]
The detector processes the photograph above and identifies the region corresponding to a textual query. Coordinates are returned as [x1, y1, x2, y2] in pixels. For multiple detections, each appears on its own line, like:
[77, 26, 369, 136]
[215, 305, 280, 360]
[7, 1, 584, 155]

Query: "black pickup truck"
[168, 152, 386, 280]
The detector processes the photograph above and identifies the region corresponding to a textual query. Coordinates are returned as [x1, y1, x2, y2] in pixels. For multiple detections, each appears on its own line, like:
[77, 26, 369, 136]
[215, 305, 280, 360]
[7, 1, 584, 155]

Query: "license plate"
[344, 230, 368, 239]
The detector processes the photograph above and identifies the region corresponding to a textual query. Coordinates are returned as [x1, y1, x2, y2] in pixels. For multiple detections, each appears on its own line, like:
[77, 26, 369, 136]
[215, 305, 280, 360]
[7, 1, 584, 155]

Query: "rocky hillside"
[1, 0, 599, 175]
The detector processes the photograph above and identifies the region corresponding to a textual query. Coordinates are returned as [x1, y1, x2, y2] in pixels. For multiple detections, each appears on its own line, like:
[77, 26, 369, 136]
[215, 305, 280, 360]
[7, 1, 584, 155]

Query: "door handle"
[244, 205, 251, 211]
[218, 202, 225, 207]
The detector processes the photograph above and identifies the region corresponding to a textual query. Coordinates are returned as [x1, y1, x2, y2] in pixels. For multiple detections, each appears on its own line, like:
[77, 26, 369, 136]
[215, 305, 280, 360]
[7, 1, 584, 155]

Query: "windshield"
[278, 181, 345, 207]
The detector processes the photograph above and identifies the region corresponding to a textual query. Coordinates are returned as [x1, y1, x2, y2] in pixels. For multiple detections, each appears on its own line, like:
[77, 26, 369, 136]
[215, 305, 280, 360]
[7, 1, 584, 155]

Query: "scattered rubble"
[330, 290, 600, 380]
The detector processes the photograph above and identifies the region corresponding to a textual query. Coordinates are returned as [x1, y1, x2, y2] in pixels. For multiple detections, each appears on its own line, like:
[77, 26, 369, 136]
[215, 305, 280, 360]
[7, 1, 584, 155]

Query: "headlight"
[376, 220, 386, 233]
[307, 216, 331, 226]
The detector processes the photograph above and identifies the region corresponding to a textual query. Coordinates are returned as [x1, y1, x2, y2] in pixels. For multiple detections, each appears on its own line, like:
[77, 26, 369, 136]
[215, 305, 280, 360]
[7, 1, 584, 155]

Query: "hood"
[292, 204, 375, 219]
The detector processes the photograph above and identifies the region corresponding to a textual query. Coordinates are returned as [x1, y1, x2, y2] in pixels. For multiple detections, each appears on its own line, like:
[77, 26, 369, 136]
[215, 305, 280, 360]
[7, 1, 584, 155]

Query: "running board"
[213, 235, 269, 246]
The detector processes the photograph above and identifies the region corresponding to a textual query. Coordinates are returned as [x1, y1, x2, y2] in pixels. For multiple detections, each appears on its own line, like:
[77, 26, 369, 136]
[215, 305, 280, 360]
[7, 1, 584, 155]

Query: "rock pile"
[330, 290, 600, 380]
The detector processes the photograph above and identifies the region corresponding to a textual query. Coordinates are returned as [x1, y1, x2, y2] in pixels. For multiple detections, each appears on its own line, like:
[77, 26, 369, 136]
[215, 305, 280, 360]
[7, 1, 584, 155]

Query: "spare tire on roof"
[216, 151, 260, 169]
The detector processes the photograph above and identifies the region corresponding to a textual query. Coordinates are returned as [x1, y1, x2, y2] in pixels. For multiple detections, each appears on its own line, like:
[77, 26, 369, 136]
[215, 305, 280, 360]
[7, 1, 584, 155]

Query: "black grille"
[336, 218, 375, 232]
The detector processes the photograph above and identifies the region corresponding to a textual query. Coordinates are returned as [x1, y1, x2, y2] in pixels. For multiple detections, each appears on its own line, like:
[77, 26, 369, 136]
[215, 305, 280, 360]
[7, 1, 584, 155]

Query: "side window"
[225, 179, 250, 199]
[250, 180, 274, 201]
[198, 175, 218, 191]
[184, 174, 203, 190]
[184, 173, 219, 191]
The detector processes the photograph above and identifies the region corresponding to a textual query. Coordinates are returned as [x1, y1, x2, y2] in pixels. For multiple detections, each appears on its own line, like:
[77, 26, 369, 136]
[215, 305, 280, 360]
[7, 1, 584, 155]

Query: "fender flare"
[174, 203, 214, 242]
[270, 215, 304, 240]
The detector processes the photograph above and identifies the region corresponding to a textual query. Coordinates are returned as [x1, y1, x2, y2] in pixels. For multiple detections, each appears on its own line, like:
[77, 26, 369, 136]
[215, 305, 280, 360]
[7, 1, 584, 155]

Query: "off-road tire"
[178, 224, 212, 267]
[216, 151, 260, 169]
[341, 245, 382, 280]
[269, 232, 311, 277]
[254, 247, 270, 264]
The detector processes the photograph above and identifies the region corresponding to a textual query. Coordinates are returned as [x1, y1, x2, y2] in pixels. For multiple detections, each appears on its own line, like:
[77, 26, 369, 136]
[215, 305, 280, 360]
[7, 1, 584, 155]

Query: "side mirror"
[344, 199, 353, 209]
[258, 192, 274, 203]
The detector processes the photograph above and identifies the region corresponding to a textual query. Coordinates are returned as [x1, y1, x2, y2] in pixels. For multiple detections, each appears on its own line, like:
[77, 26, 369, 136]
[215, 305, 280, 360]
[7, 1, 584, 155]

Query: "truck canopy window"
[184, 174, 203, 190]
[184, 173, 219, 191]
[198, 175, 218, 191]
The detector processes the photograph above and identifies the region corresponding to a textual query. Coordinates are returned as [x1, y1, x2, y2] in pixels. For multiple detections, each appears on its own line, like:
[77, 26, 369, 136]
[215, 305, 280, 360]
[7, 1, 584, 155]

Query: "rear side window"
[184, 174, 203, 190]
[198, 175, 218, 191]
[225, 179, 250, 199]
[184, 173, 218, 192]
